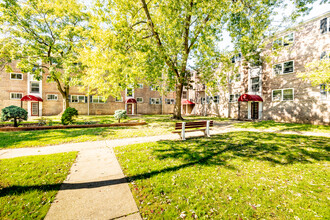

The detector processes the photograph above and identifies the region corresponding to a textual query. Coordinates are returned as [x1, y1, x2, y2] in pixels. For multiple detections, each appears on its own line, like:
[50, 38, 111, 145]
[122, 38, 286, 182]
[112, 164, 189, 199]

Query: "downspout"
[87, 85, 90, 116]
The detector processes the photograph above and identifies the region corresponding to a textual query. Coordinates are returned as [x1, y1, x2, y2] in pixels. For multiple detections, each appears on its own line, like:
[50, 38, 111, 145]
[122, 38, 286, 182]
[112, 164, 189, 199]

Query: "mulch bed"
[0, 122, 147, 132]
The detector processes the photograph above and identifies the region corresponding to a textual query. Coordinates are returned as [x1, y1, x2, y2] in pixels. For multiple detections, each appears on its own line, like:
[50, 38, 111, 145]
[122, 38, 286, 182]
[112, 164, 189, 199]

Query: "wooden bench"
[172, 121, 213, 140]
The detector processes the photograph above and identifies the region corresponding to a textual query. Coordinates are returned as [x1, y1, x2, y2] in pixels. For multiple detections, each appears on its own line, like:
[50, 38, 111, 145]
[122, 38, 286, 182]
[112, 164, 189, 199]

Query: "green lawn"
[0, 152, 77, 219]
[115, 132, 330, 219]
[0, 115, 227, 149]
[234, 120, 330, 133]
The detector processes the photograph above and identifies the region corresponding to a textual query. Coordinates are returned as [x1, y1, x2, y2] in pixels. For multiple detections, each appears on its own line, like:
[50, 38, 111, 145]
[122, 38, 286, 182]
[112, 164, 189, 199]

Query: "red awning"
[126, 98, 137, 104]
[238, 94, 263, 102]
[21, 95, 43, 102]
[182, 99, 195, 105]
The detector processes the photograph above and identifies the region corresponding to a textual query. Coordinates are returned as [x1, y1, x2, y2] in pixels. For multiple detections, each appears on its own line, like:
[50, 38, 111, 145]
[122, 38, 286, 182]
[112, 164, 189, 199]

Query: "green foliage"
[61, 107, 78, 125]
[0, 0, 88, 111]
[0, 152, 77, 219]
[1, 105, 28, 127]
[114, 110, 127, 123]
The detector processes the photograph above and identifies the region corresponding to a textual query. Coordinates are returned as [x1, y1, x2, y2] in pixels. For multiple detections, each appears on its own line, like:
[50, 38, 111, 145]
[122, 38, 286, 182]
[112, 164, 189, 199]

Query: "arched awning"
[182, 99, 195, 105]
[126, 98, 137, 104]
[21, 95, 43, 102]
[238, 94, 263, 102]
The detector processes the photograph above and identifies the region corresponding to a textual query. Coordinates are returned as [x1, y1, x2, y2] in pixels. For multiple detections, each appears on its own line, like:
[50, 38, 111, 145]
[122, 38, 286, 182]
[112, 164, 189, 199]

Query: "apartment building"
[186, 11, 330, 125]
[0, 61, 176, 117]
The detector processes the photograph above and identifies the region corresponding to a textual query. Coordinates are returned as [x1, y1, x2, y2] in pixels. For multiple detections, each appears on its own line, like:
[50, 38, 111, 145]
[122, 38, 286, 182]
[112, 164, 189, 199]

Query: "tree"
[114, 110, 127, 123]
[81, 0, 319, 119]
[61, 107, 78, 125]
[298, 54, 330, 88]
[0, 0, 88, 112]
[1, 105, 28, 127]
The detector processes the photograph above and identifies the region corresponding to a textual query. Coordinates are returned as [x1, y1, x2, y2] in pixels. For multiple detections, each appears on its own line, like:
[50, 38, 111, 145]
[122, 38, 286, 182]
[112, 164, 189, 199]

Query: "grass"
[0, 115, 227, 149]
[115, 132, 330, 219]
[0, 152, 77, 219]
[234, 120, 330, 133]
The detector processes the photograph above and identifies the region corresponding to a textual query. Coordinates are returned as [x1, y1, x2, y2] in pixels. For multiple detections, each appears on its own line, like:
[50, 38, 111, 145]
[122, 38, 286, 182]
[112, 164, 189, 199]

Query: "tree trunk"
[13, 117, 18, 127]
[62, 93, 69, 112]
[173, 82, 184, 120]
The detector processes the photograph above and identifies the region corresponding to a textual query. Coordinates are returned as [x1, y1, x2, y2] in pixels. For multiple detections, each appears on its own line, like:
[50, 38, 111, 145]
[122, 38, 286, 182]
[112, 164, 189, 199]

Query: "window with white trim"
[92, 96, 105, 103]
[320, 84, 329, 100]
[320, 17, 330, 34]
[229, 94, 240, 103]
[213, 95, 219, 104]
[182, 91, 187, 99]
[201, 97, 206, 104]
[321, 51, 329, 60]
[30, 82, 40, 93]
[150, 85, 160, 91]
[272, 32, 294, 49]
[165, 98, 175, 104]
[137, 83, 143, 88]
[150, 98, 160, 104]
[272, 89, 294, 101]
[126, 88, 134, 98]
[10, 93, 23, 100]
[136, 97, 143, 103]
[71, 95, 86, 103]
[251, 77, 260, 93]
[10, 73, 23, 80]
[47, 94, 58, 101]
[273, 61, 294, 75]
[115, 96, 123, 102]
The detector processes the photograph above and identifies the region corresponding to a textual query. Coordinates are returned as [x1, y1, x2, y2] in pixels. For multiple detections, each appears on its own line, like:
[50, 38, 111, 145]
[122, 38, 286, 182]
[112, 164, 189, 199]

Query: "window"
[10, 73, 23, 80]
[30, 82, 40, 93]
[320, 84, 329, 100]
[273, 61, 294, 75]
[251, 77, 260, 93]
[231, 53, 242, 63]
[165, 98, 175, 104]
[150, 98, 160, 104]
[92, 96, 105, 103]
[321, 51, 329, 60]
[213, 95, 219, 104]
[150, 85, 160, 91]
[137, 83, 143, 88]
[182, 91, 187, 99]
[229, 94, 240, 103]
[136, 97, 143, 103]
[273, 33, 294, 49]
[126, 88, 134, 98]
[320, 17, 329, 34]
[201, 97, 206, 104]
[10, 93, 23, 100]
[115, 96, 123, 102]
[47, 94, 58, 101]
[272, 89, 294, 101]
[71, 95, 86, 103]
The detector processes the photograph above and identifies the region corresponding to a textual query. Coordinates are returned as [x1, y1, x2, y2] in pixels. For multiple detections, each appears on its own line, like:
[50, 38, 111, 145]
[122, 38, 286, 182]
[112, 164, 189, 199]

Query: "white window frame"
[30, 82, 40, 93]
[165, 98, 175, 104]
[213, 95, 220, 104]
[272, 32, 294, 49]
[92, 96, 105, 103]
[10, 92, 23, 100]
[10, 73, 23, 80]
[150, 85, 160, 91]
[272, 88, 294, 101]
[320, 17, 330, 34]
[71, 95, 86, 103]
[229, 94, 240, 103]
[150, 98, 161, 105]
[47, 94, 58, 101]
[137, 83, 143, 89]
[273, 60, 294, 75]
[126, 88, 134, 98]
[320, 84, 329, 100]
[136, 97, 143, 103]
[115, 96, 123, 102]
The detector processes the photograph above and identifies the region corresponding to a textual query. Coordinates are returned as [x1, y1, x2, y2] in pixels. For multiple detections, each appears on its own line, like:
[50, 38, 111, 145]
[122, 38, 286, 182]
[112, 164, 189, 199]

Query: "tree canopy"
[0, 0, 88, 111]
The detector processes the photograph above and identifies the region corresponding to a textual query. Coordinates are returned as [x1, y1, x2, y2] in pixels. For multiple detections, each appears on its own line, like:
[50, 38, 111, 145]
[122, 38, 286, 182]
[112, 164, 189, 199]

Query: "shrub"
[1, 105, 28, 127]
[61, 107, 78, 125]
[114, 110, 127, 123]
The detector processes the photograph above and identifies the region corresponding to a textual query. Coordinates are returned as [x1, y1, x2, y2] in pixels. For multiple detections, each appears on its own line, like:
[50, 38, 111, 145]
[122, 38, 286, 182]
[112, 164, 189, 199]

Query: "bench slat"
[175, 121, 213, 130]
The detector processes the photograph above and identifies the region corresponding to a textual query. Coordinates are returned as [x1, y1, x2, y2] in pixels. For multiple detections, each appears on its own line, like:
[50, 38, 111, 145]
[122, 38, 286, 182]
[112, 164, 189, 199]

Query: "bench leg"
[181, 122, 186, 140]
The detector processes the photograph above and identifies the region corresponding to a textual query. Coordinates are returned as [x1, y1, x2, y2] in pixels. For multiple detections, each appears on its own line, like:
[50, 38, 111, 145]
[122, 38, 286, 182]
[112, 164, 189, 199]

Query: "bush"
[1, 105, 28, 127]
[114, 110, 127, 123]
[61, 107, 78, 125]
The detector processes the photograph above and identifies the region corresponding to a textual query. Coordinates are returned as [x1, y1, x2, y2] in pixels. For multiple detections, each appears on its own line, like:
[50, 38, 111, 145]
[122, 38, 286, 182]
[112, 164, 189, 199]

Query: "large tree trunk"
[62, 93, 69, 112]
[173, 82, 184, 120]
[13, 117, 18, 127]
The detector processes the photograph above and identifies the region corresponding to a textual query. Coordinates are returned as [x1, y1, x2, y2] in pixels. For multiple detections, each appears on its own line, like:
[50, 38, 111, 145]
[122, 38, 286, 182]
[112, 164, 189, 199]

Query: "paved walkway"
[0, 124, 329, 220]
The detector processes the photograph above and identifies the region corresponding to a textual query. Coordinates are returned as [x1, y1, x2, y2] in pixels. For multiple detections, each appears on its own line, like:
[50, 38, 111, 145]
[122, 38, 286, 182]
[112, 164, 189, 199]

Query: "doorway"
[31, 102, 39, 116]
[127, 104, 133, 115]
[251, 102, 259, 119]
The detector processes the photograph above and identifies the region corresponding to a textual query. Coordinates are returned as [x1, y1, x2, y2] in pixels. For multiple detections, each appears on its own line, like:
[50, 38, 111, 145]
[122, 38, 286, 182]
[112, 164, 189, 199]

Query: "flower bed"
[0, 122, 147, 132]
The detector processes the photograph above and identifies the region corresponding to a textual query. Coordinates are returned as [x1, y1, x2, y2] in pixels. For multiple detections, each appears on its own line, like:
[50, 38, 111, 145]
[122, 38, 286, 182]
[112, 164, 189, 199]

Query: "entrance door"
[251, 102, 259, 119]
[31, 102, 39, 116]
[127, 104, 133, 115]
